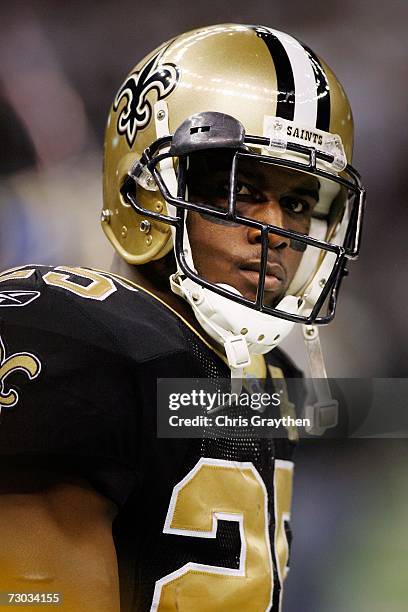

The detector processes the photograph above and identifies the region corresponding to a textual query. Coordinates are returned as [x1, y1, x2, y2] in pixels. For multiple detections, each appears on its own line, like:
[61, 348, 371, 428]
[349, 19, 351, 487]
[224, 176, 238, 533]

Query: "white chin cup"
[173, 275, 300, 356]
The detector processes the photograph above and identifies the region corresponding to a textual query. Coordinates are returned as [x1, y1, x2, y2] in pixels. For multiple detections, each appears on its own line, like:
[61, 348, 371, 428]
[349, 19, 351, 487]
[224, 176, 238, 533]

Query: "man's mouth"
[238, 260, 285, 293]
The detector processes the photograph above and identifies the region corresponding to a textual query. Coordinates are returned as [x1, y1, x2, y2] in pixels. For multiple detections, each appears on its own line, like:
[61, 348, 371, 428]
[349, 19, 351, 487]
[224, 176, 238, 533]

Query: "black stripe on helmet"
[301, 44, 331, 131]
[250, 26, 295, 121]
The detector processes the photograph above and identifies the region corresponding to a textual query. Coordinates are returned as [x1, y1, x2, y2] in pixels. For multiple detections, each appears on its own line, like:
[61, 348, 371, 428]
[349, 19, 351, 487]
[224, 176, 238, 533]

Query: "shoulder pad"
[0, 265, 188, 362]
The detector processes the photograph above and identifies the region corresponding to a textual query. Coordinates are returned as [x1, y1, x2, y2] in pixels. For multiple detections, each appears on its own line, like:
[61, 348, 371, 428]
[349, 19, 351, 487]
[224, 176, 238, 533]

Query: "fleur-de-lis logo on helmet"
[0, 334, 41, 412]
[114, 48, 179, 148]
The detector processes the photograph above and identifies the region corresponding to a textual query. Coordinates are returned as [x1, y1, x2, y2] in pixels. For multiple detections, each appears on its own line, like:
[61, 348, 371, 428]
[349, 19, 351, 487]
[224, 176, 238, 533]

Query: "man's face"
[186, 150, 320, 307]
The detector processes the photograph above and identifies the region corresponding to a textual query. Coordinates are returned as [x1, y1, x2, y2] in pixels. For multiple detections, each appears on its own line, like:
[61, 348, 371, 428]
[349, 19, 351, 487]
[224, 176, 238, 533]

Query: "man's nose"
[246, 200, 290, 250]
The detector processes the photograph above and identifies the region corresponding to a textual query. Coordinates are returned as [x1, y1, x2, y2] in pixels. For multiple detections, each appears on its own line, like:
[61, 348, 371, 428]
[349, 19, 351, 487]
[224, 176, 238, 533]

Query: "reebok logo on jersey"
[0, 291, 41, 307]
[0, 334, 42, 413]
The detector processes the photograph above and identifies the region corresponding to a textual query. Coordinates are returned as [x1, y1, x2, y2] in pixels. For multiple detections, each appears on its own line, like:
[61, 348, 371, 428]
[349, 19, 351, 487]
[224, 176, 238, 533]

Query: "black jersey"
[0, 265, 303, 612]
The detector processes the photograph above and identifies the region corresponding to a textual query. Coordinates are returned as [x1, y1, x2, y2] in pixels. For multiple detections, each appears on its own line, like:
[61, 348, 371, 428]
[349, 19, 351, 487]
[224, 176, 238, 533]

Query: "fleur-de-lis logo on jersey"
[0, 334, 41, 412]
[113, 47, 179, 147]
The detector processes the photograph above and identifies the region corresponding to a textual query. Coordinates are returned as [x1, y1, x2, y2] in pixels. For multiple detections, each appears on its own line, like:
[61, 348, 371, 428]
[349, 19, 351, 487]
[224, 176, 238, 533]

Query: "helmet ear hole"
[120, 175, 135, 208]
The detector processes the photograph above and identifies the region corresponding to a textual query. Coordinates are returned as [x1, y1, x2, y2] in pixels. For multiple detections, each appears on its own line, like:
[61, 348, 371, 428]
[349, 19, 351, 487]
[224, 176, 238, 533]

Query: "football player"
[0, 24, 365, 611]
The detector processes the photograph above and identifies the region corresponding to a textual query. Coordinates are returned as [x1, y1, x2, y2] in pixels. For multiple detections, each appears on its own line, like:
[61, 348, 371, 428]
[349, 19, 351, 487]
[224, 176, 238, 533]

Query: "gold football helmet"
[102, 23, 364, 334]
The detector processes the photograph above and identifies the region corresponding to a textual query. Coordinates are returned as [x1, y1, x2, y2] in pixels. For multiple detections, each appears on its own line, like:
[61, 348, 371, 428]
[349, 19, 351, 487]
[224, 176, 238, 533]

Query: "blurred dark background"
[1, 1, 407, 610]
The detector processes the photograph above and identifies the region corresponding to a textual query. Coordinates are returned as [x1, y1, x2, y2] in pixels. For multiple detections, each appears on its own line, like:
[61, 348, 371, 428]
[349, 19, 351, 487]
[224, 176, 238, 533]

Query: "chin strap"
[170, 272, 251, 395]
[302, 324, 338, 435]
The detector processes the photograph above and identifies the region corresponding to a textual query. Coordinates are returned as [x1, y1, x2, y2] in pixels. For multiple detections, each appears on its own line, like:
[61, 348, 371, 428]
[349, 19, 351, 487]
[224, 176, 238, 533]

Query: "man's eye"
[280, 196, 310, 214]
[219, 182, 252, 196]
[217, 181, 257, 200]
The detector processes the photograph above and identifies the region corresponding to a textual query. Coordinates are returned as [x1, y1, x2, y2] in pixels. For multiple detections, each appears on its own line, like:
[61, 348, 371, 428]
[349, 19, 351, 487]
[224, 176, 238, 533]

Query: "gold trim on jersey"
[0, 269, 36, 283]
[42, 266, 117, 300]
